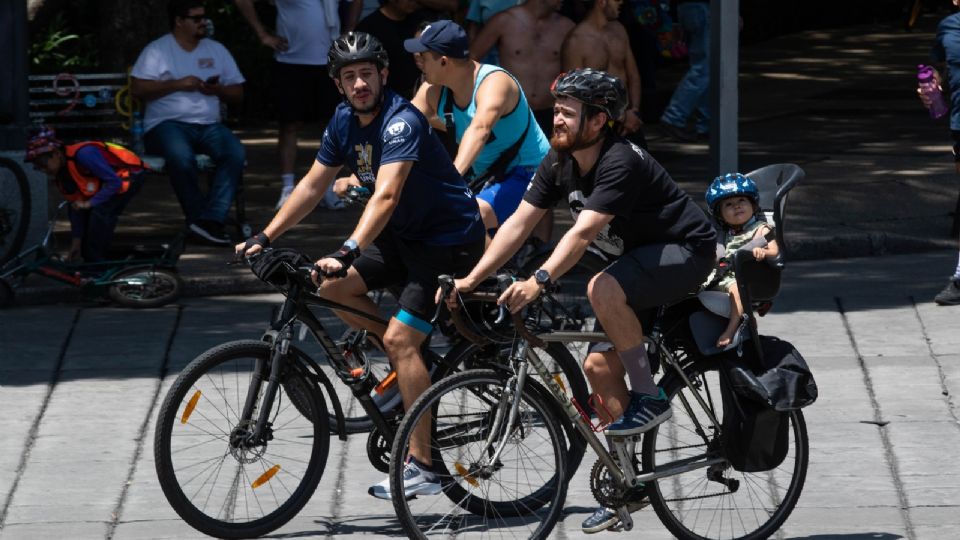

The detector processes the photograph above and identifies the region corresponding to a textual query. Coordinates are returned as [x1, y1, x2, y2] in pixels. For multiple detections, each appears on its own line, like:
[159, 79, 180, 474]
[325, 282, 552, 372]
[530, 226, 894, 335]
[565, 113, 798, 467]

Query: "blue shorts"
[476, 165, 537, 227]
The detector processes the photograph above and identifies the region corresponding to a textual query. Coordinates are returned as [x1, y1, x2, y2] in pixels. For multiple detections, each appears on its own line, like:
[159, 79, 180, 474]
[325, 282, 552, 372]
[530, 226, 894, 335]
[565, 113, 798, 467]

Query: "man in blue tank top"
[405, 20, 553, 241]
[236, 32, 485, 500]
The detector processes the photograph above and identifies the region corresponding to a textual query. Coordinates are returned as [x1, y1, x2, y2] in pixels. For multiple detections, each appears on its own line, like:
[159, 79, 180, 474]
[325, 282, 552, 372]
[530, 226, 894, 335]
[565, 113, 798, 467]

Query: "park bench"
[27, 72, 252, 238]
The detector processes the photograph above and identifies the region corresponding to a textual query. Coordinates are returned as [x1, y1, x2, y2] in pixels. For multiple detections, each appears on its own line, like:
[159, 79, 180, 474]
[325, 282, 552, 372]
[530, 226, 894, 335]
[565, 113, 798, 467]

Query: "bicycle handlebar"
[437, 273, 545, 349]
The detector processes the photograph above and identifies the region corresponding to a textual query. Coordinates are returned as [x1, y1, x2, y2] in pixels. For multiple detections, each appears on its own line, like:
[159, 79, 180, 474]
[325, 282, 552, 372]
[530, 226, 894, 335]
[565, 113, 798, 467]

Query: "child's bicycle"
[0, 201, 183, 308]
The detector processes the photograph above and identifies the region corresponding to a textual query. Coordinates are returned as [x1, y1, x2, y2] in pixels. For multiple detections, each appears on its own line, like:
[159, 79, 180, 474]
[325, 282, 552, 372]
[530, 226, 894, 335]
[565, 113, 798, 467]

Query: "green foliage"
[29, 13, 97, 72]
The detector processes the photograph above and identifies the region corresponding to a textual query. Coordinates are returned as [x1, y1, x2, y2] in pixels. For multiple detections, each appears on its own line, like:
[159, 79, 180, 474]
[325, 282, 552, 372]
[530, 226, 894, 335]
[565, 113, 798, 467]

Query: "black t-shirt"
[523, 136, 716, 258]
[356, 10, 427, 100]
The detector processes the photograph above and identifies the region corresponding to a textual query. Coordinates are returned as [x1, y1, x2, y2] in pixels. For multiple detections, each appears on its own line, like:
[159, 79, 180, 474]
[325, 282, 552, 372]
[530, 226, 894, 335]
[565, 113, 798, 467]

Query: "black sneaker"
[934, 278, 960, 306]
[188, 220, 231, 246]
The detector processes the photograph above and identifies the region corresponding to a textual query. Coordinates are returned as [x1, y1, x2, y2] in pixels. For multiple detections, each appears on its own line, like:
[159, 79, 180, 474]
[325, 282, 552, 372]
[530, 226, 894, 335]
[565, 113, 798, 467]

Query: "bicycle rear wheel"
[642, 360, 808, 540]
[391, 369, 567, 540]
[155, 340, 329, 539]
[0, 157, 30, 266]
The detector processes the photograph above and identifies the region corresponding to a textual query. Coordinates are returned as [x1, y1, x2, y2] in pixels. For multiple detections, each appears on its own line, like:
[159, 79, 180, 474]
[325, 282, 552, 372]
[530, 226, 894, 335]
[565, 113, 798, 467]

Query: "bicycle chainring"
[589, 458, 629, 508]
[366, 427, 391, 474]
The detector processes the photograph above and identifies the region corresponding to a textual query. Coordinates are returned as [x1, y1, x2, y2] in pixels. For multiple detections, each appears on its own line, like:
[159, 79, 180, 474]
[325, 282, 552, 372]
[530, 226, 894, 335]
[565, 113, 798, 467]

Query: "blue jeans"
[144, 120, 245, 224]
[661, 1, 710, 134]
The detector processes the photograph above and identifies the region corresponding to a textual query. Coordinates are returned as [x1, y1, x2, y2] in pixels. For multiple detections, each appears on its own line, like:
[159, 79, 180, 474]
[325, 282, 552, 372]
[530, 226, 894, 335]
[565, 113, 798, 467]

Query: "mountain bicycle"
[0, 156, 31, 266]
[152, 248, 588, 539]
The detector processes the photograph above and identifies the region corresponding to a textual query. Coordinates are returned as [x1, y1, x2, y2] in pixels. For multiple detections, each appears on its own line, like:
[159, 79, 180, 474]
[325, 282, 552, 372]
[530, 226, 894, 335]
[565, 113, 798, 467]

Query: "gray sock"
[618, 344, 658, 396]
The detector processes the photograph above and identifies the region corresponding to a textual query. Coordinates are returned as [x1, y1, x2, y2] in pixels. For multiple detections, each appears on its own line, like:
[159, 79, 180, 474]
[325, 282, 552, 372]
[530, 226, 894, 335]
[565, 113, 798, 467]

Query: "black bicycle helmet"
[551, 68, 628, 122]
[327, 32, 390, 78]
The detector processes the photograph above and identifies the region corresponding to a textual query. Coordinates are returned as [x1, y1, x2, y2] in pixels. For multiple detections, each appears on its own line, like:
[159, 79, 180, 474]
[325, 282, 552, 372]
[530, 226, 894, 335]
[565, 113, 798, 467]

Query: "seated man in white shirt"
[131, 0, 246, 246]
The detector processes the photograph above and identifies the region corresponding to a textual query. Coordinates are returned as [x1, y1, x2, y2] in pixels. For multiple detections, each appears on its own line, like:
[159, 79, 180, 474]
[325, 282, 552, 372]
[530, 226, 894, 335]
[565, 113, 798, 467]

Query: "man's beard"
[349, 86, 383, 114]
[550, 128, 577, 152]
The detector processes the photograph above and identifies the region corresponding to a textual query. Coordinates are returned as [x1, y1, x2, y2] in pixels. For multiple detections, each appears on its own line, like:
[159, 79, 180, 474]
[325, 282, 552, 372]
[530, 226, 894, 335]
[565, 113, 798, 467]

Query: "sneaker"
[275, 185, 294, 210]
[606, 389, 671, 436]
[934, 278, 960, 306]
[368, 457, 442, 500]
[581, 498, 648, 534]
[188, 220, 231, 246]
[659, 122, 696, 143]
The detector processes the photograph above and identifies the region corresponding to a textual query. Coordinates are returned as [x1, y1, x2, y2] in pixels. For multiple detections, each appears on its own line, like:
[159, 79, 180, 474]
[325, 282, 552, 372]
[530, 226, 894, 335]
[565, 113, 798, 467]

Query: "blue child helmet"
[705, 172, 759, 216]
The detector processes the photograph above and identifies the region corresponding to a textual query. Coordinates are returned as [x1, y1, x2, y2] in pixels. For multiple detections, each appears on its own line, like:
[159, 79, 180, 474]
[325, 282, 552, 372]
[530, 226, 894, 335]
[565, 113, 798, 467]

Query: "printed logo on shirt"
[629, 142, 645, 159]
[383, 119, 412, 145]
[198, 57, 215, 69]
[568, 191, 624, 256]
[354, 143, 375, 184]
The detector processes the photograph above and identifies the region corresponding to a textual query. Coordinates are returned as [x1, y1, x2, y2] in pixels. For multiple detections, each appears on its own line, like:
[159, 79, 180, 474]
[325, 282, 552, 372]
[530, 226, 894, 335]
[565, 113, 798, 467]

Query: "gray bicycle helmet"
[551, 68, 628, 121]
[328, 32, 390, 78]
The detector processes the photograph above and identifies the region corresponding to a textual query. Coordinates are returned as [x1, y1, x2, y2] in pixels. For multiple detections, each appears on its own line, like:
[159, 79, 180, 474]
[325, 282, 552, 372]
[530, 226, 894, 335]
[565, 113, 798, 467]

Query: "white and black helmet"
[327, 32, 389, 78]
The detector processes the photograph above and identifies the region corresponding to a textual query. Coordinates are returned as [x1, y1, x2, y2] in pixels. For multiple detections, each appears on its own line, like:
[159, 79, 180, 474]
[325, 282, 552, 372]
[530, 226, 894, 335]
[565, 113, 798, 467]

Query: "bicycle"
[0, 201, 182, 308]
[0, 156, 31, 266]
[152, 248, 588, 539]
[389, 164, 811, 539]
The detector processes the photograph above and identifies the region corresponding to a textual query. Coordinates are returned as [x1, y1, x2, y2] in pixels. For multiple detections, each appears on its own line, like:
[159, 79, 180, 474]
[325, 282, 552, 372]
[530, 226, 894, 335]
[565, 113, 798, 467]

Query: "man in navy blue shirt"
[237, 32, 485, 499]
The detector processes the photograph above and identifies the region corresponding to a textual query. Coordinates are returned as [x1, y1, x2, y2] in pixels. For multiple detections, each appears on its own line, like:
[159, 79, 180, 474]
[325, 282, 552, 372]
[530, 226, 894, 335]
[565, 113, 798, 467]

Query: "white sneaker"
[368, 458, 442, 500]
[275, 185, 294, 210]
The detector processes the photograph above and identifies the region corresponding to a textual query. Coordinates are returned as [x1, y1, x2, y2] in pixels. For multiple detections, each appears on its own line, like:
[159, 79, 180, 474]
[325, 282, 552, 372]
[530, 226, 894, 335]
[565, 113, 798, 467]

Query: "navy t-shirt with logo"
[316, 89, 483, 246]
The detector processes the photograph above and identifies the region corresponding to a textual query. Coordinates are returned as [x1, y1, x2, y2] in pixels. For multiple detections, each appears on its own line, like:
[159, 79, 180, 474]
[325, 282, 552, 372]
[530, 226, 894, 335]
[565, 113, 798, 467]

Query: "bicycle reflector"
[181, 391, 202, 424]
[252, 464, 281, 489]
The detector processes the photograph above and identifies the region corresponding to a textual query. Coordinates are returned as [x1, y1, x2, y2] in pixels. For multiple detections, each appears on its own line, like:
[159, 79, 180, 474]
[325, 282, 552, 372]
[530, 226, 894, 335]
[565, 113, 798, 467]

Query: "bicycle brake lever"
[432, 274, 455, 323]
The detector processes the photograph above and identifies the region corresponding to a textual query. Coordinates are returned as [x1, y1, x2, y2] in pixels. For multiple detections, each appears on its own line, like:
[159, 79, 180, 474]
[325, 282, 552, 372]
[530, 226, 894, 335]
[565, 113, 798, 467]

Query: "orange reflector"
[374, 370, 398, 395]
[349, 367, 364, 378]
[553, 374, 567, 394]
[454, 463, 478, 487]
[252, 464, 281, 489]
[181, 391, 201, 424]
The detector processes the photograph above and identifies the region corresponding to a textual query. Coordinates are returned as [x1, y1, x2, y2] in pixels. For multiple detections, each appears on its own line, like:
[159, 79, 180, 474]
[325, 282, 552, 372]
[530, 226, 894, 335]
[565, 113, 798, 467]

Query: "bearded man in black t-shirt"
[445, 68, 717, 533]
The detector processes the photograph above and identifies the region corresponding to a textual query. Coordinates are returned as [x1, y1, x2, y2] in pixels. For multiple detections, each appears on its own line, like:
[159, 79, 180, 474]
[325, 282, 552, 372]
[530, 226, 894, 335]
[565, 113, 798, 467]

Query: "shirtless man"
[469, 0, 575, 136]
[562, 0, 644, 145]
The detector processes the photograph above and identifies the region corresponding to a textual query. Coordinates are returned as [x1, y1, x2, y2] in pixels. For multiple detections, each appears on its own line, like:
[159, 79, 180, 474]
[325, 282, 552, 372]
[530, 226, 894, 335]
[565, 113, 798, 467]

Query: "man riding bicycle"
[236, 32, 485, 501]
[445, 68, 717, 533]
[404, 20, 551, 241]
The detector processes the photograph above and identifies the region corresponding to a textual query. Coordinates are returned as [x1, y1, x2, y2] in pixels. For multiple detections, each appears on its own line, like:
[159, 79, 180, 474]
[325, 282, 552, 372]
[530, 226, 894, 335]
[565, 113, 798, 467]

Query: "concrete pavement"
[1, 249, 958, 539]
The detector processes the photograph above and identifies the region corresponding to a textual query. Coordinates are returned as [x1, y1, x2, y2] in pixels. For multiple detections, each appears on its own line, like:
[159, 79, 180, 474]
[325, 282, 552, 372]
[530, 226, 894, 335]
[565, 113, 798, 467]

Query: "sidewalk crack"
[909, 297, 960, 428]
[0, 308, 82, 532]
[835, 297, 916, 540]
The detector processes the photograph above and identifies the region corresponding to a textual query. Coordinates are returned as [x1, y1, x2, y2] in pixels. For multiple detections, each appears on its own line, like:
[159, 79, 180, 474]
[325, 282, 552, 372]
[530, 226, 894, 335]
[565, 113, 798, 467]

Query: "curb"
[4, 233, 955, 308]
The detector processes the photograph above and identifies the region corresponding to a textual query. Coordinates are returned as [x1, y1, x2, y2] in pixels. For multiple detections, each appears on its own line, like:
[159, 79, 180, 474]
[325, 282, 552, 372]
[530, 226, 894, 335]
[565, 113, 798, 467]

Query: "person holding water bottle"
[920, 0, 960, 306]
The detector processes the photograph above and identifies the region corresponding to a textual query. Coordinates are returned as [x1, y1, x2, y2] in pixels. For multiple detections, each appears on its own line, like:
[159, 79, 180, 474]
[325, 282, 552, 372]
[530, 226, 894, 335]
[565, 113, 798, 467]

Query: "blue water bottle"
[131, 111, 145, 155]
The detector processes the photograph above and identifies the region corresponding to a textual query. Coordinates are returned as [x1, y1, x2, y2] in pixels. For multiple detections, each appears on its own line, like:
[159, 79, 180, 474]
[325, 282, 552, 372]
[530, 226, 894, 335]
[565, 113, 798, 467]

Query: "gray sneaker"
[581, 498, 648, 534]
[368, 458, 441, 500]
[934, 278, 960, 306]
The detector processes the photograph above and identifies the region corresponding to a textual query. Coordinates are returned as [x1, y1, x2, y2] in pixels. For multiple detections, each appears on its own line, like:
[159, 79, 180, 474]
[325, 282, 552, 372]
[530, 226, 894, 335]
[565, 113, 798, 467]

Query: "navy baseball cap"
[403, 20, 470, 59]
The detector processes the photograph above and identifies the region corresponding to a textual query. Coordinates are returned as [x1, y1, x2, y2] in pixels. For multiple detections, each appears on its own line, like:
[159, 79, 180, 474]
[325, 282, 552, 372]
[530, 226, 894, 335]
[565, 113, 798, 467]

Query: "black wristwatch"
[534, 268, 552, 289]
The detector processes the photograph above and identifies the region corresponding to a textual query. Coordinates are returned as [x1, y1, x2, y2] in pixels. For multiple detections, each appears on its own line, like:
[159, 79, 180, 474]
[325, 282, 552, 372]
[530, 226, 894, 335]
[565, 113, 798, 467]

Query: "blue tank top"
[438, 64, 550, 178]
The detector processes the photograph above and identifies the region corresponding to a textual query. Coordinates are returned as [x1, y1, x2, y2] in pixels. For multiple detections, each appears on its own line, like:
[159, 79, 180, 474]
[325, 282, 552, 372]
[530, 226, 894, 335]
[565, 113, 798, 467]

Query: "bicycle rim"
[392, 369, 567, 540]
[643, 362, 808, 540]
[0, 158, 30, 266]
[155, 340, 329, 539]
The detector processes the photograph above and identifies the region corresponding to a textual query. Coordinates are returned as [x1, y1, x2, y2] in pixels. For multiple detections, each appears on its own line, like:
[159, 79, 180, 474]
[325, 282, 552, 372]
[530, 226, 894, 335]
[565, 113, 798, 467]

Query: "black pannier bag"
[718, 336, 817, 472]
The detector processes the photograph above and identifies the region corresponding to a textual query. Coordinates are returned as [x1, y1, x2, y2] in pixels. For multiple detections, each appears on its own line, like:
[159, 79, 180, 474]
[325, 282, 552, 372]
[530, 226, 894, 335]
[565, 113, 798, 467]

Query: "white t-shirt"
[275, 0, 337, 65]
[131, 34, 245, 133]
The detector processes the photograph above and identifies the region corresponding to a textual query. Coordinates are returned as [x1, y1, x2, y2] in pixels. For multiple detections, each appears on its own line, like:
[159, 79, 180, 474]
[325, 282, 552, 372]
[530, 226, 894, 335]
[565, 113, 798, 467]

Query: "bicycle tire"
[108, 267, 182, 308]
[390, 369, 567, 539]
[642, 359, 808, 540]
[155, 340, 330, 539]
[0, 157, 31, 266]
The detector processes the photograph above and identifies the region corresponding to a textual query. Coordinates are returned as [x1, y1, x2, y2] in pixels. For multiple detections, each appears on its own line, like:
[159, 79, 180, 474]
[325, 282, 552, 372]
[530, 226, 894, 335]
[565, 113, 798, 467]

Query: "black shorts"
[352, 231, 485, 331]
[271, 62, 341, 123]
[604, 242, 716, 312]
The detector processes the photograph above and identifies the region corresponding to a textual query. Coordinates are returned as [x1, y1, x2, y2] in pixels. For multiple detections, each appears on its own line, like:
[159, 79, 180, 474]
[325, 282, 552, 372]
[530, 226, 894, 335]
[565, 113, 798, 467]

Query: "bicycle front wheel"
[0, 157, 30, 266]
[391, 369, 567, 540]
[154, 340, 330, 539]
[642, 360, 808, 540]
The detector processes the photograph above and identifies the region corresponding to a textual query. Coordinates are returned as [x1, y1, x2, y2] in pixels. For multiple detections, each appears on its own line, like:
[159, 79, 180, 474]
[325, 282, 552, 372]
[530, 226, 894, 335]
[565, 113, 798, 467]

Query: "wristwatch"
[342, 239, 359, 252]
[534, 268, 552, 289]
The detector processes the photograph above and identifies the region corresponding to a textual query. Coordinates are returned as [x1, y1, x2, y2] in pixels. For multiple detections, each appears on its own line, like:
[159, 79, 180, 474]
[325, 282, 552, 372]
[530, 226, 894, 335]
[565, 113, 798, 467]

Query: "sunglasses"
[181, 14, 207, 22]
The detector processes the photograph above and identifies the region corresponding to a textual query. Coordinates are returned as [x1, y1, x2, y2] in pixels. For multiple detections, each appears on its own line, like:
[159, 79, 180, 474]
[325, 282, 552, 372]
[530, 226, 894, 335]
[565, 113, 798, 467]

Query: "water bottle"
[918, 65, 949, 119]
[131, 111, 145, 155]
